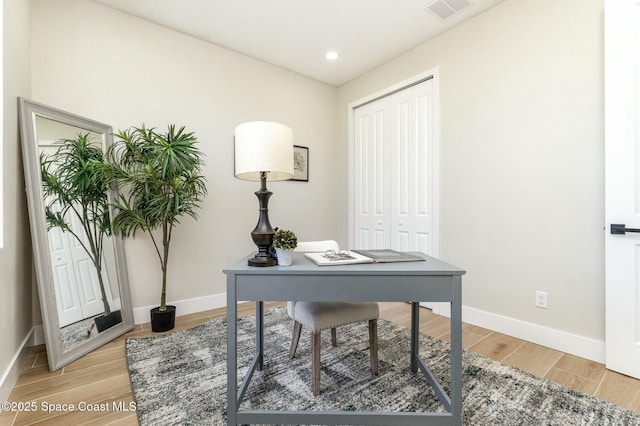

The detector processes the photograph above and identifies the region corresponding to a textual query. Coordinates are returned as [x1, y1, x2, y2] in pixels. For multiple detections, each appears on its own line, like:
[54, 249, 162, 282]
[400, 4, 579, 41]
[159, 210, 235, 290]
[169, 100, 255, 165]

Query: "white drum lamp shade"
[234, 121, 294, 180]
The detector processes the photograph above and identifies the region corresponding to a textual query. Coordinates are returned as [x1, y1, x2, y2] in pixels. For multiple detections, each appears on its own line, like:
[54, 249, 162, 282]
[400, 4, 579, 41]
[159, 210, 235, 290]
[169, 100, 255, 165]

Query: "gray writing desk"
[223, 252, 466, 425]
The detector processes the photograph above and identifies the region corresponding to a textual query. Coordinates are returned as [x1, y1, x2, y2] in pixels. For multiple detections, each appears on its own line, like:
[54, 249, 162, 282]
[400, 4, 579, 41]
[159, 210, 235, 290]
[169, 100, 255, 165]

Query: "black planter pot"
[150, 305, 176, 332]
[94, 310, 122, 333]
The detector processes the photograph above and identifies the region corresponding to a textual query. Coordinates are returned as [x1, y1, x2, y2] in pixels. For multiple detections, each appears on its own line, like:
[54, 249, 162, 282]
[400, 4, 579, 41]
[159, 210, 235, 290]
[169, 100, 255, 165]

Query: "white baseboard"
[432, 303, 605, 364]
[32, 325, 45, 346]
[133, 292, 228, 325]
[143, 294, 604, 363]
[0, 329, 38, 402]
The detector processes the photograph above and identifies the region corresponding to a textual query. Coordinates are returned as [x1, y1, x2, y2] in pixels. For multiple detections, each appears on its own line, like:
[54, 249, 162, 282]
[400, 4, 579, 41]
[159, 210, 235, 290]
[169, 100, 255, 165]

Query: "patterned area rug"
[125, 307, 640, 425]
[61, 316, 96, 351]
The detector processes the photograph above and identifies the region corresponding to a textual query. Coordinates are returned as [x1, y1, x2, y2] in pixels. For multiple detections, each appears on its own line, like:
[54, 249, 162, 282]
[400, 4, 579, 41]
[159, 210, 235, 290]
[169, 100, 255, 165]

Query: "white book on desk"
[304, 249, 424, 266]
[304, 251, 373, 266]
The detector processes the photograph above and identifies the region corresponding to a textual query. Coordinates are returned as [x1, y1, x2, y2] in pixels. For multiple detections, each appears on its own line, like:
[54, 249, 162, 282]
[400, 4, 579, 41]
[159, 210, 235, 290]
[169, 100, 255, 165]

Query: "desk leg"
[227, 277, 238, 425]
[256, 301, 264, 370]
[410, 302, 419, 373]
[450, 275, 463, 425]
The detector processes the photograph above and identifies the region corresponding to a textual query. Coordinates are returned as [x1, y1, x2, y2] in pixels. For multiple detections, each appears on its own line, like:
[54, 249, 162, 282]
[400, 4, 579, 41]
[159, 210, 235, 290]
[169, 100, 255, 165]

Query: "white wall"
[339, 0, 605, 343]
[1, 0, 35, 399]
[27, 0, 607, 360]
[30, 0, 341, 316]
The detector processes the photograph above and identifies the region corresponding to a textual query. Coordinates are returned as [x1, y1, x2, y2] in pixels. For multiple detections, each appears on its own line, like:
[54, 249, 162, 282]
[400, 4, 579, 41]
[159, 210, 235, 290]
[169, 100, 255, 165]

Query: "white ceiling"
[93, 0, 506, 86]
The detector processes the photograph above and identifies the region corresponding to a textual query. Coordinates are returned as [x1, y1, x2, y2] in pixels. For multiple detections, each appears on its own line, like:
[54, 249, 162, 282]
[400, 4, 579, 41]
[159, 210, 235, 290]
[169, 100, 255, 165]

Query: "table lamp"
[234, 121, 294, 266]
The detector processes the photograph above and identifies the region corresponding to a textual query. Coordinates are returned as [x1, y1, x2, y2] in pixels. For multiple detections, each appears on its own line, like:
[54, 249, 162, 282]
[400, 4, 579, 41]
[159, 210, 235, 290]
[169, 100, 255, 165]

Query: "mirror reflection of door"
[44, 193, 120, 327]
[36, 116, 122, 349]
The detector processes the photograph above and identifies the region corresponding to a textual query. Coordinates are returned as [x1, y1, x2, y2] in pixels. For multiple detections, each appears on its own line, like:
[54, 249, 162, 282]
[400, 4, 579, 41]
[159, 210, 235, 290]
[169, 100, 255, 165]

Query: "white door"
[49, 211, 107, 326]
[67, 212, 110, 319]
[353, 78, 438, 256]
[49, 224, 84, 326]
[390, 80, 438, 255]
[604, 0, 640, 380]
[354, 97, 391, 249]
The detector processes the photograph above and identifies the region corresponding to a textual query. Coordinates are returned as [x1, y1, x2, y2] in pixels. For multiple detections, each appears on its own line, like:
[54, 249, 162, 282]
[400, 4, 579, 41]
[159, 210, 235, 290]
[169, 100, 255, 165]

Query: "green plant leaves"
[107, 124, 207, 310]
[273, 229, 297, 250]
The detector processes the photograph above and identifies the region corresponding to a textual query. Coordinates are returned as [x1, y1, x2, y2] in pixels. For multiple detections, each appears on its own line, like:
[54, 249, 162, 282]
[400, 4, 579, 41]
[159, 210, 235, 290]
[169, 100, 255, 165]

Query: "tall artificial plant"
[107, 124, 207, 312]
[40, 134, 112, 315]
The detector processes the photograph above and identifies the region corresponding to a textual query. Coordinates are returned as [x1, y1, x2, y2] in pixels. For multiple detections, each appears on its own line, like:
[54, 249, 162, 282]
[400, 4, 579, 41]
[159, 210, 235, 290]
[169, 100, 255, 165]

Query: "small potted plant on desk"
[272, 229, 297, 266]
[106, 124, 207, 332]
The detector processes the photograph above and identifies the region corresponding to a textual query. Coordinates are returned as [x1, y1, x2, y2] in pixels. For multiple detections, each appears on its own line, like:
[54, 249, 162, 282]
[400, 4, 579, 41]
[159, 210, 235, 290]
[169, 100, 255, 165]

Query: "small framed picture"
[292, 145, 309, 182]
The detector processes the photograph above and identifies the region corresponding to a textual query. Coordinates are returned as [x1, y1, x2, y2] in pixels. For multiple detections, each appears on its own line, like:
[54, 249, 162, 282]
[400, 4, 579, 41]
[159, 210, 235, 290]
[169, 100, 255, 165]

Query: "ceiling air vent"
[425, 0, 471, 19]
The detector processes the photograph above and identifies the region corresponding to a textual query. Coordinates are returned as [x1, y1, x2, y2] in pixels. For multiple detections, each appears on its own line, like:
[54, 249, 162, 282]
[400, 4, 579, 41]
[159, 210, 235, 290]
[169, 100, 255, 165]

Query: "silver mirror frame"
[18, 97, 134, 371]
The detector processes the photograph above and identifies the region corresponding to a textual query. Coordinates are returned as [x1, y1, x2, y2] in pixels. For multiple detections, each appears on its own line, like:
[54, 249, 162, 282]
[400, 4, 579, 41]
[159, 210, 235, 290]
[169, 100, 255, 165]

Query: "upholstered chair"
[287, 240, 379, 396]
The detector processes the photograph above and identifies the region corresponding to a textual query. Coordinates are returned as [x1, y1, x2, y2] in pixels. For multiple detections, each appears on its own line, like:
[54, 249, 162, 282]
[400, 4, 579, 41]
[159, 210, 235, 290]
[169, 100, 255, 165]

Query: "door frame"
[347, 68, 441, 254]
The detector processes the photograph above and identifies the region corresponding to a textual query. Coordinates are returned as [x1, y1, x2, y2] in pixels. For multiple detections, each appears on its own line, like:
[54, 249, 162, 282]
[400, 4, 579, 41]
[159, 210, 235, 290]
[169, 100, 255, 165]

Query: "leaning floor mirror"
[18, 98, 134, 371]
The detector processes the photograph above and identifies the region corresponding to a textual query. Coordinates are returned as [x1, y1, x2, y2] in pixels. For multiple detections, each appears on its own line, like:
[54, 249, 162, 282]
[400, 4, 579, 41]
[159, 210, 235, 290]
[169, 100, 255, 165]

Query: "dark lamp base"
[248, 255, 277, 267]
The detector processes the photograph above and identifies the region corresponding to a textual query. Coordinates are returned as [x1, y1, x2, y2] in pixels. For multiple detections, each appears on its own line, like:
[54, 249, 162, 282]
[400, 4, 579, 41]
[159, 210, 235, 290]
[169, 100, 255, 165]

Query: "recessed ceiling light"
[325, 51, 339, 61]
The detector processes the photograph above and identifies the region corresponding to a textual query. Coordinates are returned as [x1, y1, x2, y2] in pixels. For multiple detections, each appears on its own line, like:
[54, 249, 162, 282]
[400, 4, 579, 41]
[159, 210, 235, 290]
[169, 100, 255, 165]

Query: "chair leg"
[289, 321, 302, 359]
[369, 319, 379, 376]
[312, 330, 321, 396]
[331, 327, 337, 347]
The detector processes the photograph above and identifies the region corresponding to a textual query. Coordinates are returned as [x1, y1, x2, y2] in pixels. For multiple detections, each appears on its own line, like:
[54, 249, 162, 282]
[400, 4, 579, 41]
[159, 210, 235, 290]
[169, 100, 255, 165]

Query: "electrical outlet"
[535, 291, 548, 309]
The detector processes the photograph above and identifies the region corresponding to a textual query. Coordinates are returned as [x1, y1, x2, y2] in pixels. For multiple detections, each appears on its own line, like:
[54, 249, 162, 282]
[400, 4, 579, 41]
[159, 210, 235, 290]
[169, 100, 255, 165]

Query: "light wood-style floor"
[2, 302, 639, 425]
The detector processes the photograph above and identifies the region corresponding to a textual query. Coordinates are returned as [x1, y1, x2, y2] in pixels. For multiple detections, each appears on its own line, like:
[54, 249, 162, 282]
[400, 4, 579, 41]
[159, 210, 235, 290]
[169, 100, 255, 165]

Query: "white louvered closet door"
[354, 79, 438, 256]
